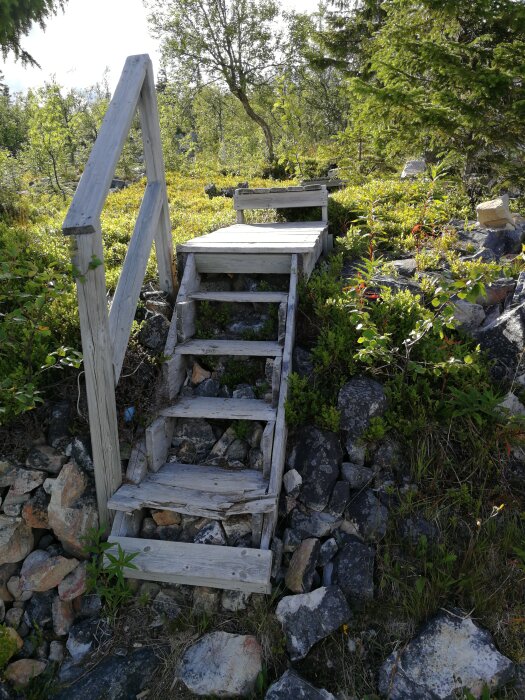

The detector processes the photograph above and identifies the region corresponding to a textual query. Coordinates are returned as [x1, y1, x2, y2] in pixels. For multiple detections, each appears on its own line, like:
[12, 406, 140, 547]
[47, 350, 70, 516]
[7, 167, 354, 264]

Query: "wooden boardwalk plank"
[175, 339, 282, 357]
[160, 397, 275, 421]
[107, 537, 272, 593]
[194, 254, 291, 274]
[190, 291, 287, 303]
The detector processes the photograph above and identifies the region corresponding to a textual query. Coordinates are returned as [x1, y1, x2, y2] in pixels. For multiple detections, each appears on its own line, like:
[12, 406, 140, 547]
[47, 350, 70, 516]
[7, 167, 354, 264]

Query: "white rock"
[453, 299, 485, 332]
[476, 194, 515, 229]
[283, 469, 302, 496]
[498, 391, 525, 417]
[221, 590, 251, 612]
[178, 631, 262, 697]
[401, 159, 426, 179]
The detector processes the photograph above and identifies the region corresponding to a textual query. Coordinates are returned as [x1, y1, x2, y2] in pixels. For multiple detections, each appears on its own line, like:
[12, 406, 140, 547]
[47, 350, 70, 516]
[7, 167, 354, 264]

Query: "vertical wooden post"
[138, 59, 177, 299]
[71, 231, 122, 526]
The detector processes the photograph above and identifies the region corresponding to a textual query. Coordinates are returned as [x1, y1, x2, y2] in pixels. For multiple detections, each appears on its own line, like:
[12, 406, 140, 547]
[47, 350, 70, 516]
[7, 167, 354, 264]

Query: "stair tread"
[108, 462, 274, 519]
[107, 536, 272, 594]
[160, 397, 275, 421]
[189, 291, 288, 303]
[175, 339, 282, 357]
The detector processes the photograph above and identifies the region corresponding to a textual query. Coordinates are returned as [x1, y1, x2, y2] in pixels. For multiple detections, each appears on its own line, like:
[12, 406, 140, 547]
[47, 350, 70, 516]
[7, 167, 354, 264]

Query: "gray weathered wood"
[233, 187, 328, 214]
[106, 537, 272, 593]
[69, 233, 121, 525]
[63, 55, 149, 235]
[160, 397, 275, 421]
[194, 253, 291, 274]
[110, 509, 144, 537]
[109, 182, 163, 381]
[261, 420, 275, 478]
[261, 255, 299, 549]
[163, 354, 187, 402]
[176, 300, 196, 342]
[138, 59, 176, 298]
[271, 357, 282, 408]
[190, 291, 287, 303]
[125, 439, 148, 485]
[175, 339, 282, 357]
[145, 416, 175, 472]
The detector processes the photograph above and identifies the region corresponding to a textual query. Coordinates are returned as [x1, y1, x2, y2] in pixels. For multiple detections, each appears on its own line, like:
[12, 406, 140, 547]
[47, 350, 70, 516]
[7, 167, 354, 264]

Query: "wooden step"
[159, 397, 275, 421]
[190, 291, 287, 303]
[108, 462, 274, 519]
[194, 253, 292, 274]
[107, 536, 272, 594]
[175, 339, 282, 357]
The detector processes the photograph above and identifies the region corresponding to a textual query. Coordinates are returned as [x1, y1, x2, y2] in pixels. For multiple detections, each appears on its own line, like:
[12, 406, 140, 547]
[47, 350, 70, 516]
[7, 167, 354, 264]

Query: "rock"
[21, 550, 79, 592]
[511, 271, 525, 308]
[67, 436, 94, 472]
[194, 521, 227, 545]
[318, 539, 338, 567]
[400, 516, 438, 544]
[209, 426, 237, 459]
[401, 159, 426, 179]
[391, 258, 417, 277]
[47, 401, 72, 448]
[290, 510, 341, 539]
[341, 463, 373, 489]
[293, 347, 314, 377]
[151, 510, 181, 527]
[379, 610, 515, 699]
[338, 378, 387, 440]
[21, 487, 49, 529]
[265, 670, 337, 699]
[271, 537, 284, 579]
[152, 590, 180, 620]
[453, 300, 485, 332]
[475, 304, 525, 384]
[49, 640, 65, 663]
[192, 586, 219, 615]
[23, 590, 54, 630]
[476, 194, 514, 228]
[233, 384, 256, 399]
[276, 586, 351, 661]
[138, 313, 170, 354]
[192, 362, 212, 385]
[7, 576, 31, 602]
[5, 606, 23, 629]
[172, 419, 217, 462]
[4, 659, 46, 687]
[58, 562, 87, 601]
[52, 596, 75, 636]
[48, 461, 99, 557]
[283, 469, 302, 497]
[194, 378, 220, 397]
[3, 468, 45, 509]
[327, 481, 349, 517]
[283, 528, 302, 553]
[0, 516, 34, 564]
[226, 438, 249, 463]
[74, 593, 102, 620]
[221, 590, 250, 612]
[480, 277, 516, 306]
[178, 631, 262, 697]
[484, 225, 525, 256]
[54, 646, 164, 700]
[498, 391, 525, 416]
[0, 564, 17, 602]
[333, 539, 375, 604]
[26, 445, 66, 474]
[288, 427, 342, 511]
[66, 618, 111, 663]
[223, 516, 252, 546]
[345, 490, 388, 541]
[285, 539, 320, 593]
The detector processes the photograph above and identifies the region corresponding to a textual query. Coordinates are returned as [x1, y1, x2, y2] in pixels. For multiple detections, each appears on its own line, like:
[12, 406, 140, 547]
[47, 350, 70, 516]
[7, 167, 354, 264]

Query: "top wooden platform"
[177, 222, 327, 254]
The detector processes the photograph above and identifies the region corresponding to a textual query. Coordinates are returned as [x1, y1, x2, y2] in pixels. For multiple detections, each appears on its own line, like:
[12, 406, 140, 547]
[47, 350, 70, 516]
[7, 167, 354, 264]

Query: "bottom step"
[107, 536, 273, 594]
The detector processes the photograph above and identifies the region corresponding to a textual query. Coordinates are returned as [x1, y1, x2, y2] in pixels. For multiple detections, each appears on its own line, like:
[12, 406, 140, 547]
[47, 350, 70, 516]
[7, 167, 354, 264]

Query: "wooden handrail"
[63, 55, 176, 525]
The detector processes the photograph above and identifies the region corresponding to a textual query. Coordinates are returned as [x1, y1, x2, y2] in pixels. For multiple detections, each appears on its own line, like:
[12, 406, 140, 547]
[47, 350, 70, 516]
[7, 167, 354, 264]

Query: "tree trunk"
[232, 88, 275, 164]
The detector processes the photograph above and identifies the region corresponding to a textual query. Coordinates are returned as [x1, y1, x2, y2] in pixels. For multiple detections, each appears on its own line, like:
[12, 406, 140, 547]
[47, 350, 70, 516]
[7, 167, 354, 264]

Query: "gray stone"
[453, 300, 485, 332]
[49, 640, 65, 663]
[400, 516, 438, 544]
[226, 438, 249, 463]
[327, 481, 349, 517]
[341, 463, 373, 489]
[345, 490, 388, 541]
[179, 631, 262, 697]
[318, 538, 338, 567]
[67, 437, 94, 472]
[276, 586, 351, 661]
[283, 469, 302, 497]
[484, 225, 524, 256]
[223, 516, 252, 546]
[338, 377, 387, 439]
[288, 427, 342, 511]
[511, 271, 525, 308]
[194, 521, 226, 546]
[401, 159, 426, 179]
[233, 384, 256, 399]
[498, 391, 525, 417]
[26, 445, 66, 474]
[293, 347, 314, 377]
[346, 442, 366, 466]
[172, 419, 216, 462]
[265, 670, 337, 699]
[152, 591, 180, 620]
[378, 610, 515, 699]
[334, 539, 375, 604]
[193, 587, 219, 615]
[55, 646, 164, 700]
[66, 618, 111, 663]
[479, 277, 516, 306]
[391, 258, 417, 277]
[23, 590, 55, 630]
[475, 304, 525, 384]
[47, 401, 72, 450]
[138, 313, 170, 354]
[290, 510, 341, 539]
[221, 590, 250, 612]
[283, 528, 302, 553]
[194, 378, 220, 397]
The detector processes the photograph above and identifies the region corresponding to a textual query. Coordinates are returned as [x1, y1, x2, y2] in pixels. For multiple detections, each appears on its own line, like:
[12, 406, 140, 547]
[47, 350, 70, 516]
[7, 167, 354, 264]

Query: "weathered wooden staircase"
[62, 55, 329, 594]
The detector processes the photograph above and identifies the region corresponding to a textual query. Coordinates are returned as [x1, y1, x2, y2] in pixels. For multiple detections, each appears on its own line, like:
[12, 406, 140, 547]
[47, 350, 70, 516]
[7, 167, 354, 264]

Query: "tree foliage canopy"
[0, 0, 66, 65]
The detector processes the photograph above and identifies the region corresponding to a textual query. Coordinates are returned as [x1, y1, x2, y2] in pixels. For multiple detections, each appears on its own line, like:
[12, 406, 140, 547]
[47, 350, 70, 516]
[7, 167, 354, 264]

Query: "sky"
[1, 0, 319, 95]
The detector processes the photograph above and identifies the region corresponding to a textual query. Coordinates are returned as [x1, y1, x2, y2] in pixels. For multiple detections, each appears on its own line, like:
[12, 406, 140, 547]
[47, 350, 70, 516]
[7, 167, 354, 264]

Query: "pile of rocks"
[0, 402, 102, 690]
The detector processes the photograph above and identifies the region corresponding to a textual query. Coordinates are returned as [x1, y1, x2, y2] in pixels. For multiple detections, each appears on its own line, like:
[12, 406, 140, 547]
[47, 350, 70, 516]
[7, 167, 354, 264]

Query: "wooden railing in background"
[63, 55, 176, 525]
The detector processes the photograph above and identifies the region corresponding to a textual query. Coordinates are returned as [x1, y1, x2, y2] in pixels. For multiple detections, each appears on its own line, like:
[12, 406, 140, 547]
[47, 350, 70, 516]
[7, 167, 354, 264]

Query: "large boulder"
[265, 670, 337, 699]
[333, 538, 375, 604]
[288, 427, 342, 512]
[276, 586, 351, 661]
[338, 378, 387, 441]
[178, 631, 262, 697]
[379, 610, 515, 699]
[476, 195, 514, 228]
[20, 550, 79, 592]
